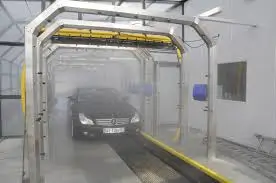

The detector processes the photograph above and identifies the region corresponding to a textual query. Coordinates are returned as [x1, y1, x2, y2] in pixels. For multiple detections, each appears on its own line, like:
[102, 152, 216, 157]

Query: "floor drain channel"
[107, 136, 191, 183]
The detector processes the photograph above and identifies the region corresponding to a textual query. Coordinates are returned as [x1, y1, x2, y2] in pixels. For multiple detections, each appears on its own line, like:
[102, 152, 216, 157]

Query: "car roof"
[76, 87, 119, 96]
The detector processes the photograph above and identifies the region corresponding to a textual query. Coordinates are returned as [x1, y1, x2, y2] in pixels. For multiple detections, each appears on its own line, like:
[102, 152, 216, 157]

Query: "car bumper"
[75, 122, 141, 137]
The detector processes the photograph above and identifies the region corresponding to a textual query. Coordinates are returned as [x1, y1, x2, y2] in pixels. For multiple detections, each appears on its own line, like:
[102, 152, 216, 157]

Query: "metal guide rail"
[107, 133, 230, 183]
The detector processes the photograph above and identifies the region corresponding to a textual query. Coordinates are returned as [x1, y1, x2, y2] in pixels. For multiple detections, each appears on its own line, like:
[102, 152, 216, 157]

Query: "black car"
[68, 88, 142, 139]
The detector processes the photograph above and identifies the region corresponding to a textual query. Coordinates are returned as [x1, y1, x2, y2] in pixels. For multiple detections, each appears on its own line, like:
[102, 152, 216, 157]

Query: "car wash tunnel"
[2, 1, 276, 183]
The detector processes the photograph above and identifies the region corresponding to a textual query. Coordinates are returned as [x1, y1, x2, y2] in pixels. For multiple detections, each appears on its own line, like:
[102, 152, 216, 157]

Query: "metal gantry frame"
[24, 1, 217, 182]
[41, 43, 143, 157]
[36, 20, 184, 147]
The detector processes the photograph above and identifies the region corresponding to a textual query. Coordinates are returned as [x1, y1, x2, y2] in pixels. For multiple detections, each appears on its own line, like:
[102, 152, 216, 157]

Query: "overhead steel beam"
[198, 16, 257, 27]
[10, 49, 24, 63]
[25, 0, 214, 45]
[0, 41, 24, 46]
[166, 0, 186, 12]
[0, 23, 14, 38]
[0, 95, 21, 99]
[0, 36, 24, 59]
[0, 1, 23, 35]
[16, 20, 31, 24]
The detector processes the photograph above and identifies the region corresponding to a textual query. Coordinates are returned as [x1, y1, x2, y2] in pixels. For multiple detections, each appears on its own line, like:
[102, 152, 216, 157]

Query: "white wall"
[183, 0, 276, 147]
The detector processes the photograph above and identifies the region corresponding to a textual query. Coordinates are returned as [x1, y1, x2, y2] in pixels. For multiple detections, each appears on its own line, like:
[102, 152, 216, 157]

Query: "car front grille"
[96, 118, 130, 126]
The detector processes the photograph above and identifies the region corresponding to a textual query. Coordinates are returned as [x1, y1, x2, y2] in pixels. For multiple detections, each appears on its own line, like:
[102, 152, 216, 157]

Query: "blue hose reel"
[193, 84, 207, 101]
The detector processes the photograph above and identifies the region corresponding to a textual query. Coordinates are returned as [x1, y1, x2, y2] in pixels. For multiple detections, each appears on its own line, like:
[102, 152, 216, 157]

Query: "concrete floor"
[43, 97, 141, 183]
[1, 97, 275, 183]
[155, 126, 276, 183]
[0, 97, 141, 183]
[0, 138, 23, 183]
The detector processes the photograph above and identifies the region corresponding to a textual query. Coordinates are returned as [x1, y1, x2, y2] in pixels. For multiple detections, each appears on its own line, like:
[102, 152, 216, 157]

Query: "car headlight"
[131, 112, 140, 123]
[79, 113, 94, 125]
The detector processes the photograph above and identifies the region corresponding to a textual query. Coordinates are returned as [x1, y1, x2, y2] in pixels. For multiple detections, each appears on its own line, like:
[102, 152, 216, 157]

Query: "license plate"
[103, 128, 125, 134]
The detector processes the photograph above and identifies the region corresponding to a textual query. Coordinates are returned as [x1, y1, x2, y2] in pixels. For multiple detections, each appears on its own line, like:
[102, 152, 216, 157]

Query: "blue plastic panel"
[193, 84, 207, 101]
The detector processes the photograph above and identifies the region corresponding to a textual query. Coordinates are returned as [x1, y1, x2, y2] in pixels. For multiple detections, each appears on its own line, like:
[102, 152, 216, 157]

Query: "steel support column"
[181, 1, 184, 40]
[177, 53, 184, 143]
[131, 51, 147, 131]
[141, 59, 146, 130]
[142, 0, 146, 26]
[41, 53, 48, 158]
[206, 46, 217, 159]
[111, 0, 115, 23]
[152, 61, 158, 136]
[24, 30, 41, 182]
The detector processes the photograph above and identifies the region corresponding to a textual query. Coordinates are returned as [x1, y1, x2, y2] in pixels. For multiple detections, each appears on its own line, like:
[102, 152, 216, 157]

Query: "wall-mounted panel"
[1, 100, 23, 136]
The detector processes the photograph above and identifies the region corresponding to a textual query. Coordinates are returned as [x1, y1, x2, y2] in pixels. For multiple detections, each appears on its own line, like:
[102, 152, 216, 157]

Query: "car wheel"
[72, 120, 81, 140]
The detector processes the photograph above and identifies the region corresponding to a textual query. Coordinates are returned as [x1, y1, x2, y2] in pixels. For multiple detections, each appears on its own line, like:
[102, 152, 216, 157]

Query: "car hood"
[76, 101, 136, 118]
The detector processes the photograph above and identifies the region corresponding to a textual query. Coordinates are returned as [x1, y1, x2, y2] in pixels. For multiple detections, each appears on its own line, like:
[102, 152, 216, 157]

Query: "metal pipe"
[142, 0, 146, 26]
[9, 62, 13, 95]
[41, 0, 46, 11]
[111, 0, 115, 23]
[141, 59, 146, 130]
[0, 36, 24, 58]
[206, 46, 217, 159]
[181, 1, 184, 40]
[152, 61, 158, 136]
[198, 16, 257, 28]
[177, 53, 183, 144]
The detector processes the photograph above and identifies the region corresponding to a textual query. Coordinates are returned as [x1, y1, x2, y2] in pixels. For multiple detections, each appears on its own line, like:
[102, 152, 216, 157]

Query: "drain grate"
[107, 136, 191, 183]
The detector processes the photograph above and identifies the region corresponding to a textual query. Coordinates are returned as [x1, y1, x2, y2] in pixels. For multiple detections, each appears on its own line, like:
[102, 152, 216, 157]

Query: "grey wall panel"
[1, 75, 10, 91]
[2, 100, 24, 136]
[1, 62, 11, 74]
[158, 67, 179, 125]
[184, 0, 276, 147]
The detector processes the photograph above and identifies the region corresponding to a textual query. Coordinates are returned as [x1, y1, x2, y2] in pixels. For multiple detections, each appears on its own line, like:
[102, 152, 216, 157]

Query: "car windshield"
[78, 88, 121, 103]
